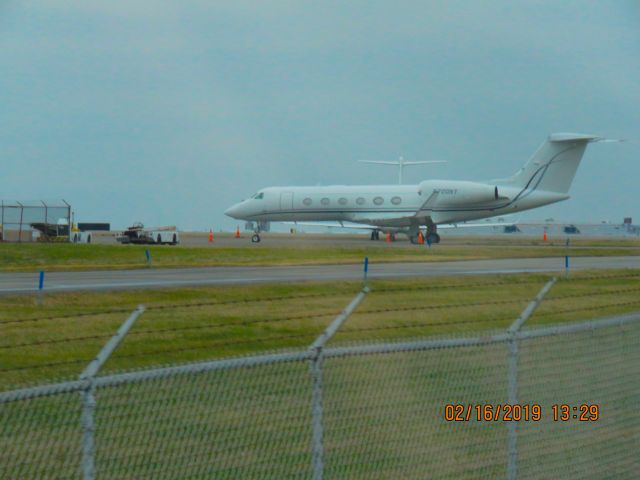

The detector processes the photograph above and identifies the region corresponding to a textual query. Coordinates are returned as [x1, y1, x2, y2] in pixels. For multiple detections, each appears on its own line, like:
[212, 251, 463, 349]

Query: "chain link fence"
[0, 200, 71, 242]
[1, 281, 640, 478]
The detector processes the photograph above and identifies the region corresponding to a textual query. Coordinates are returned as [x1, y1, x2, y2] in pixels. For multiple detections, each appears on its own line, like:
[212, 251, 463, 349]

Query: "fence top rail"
[1, 310, 639, 404]
[0, 379, 86, 404]
[518, 310, 640, 340]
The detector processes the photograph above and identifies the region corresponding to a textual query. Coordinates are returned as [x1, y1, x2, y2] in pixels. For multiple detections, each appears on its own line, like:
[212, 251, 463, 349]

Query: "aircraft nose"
[224, 203, 242, 219]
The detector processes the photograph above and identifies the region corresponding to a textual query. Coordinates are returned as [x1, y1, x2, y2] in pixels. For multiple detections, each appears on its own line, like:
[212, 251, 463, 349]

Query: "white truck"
[116, 223, 180, 245]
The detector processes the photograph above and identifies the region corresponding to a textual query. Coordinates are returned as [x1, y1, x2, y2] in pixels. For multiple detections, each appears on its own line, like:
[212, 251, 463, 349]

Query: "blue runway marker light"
[363, 257, 369, 285]
[145, 249, 151, 264]
[565, 255, 569, 271]
[38, 271, 44, 290]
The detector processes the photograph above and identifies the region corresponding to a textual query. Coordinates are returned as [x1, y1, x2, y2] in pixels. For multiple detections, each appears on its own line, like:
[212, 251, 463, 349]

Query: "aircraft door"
[280, 192, 294, 211]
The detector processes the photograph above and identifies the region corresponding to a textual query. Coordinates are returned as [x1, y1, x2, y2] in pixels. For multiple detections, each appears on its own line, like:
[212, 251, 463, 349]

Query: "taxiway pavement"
[1, 256, 639, 295]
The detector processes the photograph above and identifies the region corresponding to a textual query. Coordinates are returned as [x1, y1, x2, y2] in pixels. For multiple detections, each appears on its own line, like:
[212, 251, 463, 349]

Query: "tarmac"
[1, 255, 639, 295]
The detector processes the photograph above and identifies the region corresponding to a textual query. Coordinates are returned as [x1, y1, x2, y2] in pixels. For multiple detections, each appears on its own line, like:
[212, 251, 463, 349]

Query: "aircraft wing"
[438, 221, 518, 229]
[283, 220, 518, 232]
[283, 221, 380, 231]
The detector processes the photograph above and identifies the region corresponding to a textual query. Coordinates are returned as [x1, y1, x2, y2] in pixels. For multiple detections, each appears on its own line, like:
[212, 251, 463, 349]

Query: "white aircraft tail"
[498, 133, 603, 194]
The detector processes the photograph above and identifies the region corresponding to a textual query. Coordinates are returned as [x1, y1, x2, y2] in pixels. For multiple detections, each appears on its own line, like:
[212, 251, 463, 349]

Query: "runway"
[1, 256, 639, 295]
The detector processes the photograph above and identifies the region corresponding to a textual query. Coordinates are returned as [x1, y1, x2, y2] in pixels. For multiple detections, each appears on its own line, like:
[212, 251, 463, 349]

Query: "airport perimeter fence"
[0, 200, 71, 242]
[1, 279, 640, 479]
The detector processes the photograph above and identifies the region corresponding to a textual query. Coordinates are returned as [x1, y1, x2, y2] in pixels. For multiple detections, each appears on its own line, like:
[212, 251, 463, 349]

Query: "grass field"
[0, 237, 639, 272]
[2, 269, 639, 479]
[2, 269, 639, 390]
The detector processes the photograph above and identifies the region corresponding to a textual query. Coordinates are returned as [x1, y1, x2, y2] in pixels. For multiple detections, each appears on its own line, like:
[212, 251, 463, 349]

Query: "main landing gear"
[409, 225, 441, 245]
[425, 223, 441, 244]
[426, 232, 441, 244]
[370, 230, 381, 241]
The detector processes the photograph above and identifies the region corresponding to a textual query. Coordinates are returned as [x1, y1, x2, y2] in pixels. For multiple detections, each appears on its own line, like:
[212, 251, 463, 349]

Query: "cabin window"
[356, 197, 365, 205]
[321, 197, 330, 206]
[338, 197, 348, 206]
[303, 197, 312, 206]
[373, 196, 384, 205]
[391, 196, 402, 205]
[253, 192, 264, 200]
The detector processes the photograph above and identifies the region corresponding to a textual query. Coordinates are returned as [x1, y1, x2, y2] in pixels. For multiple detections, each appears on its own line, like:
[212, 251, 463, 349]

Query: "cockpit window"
[252, 192, 264, 200]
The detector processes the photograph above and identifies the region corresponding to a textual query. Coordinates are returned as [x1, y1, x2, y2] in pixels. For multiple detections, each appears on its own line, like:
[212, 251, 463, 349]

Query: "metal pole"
[42, 200, 48, 230]
[506, 336, 518, 480]
[79, 305, 145, 480]
[63, 199, 71, 241]
[311, 349, 324, 480]
[17, 201, 23, 243]
[81, 386, 97, 480]
[506, 277, 556, 480]
[508, 278, 557, 334]
[308, 287, 369, 480]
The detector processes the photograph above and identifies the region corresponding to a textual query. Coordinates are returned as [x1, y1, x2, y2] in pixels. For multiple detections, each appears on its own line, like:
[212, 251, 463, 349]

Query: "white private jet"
[225, 133, 616, 244]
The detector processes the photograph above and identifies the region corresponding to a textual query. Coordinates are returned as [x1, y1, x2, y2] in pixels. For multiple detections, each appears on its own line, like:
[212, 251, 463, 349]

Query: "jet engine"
[419, 181, 509, 206]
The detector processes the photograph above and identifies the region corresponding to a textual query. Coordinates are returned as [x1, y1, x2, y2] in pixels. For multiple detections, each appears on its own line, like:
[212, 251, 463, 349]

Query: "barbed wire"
[0, 292, 353, 326]
[373, 278, 541, 293]
[2, 272, 638, 325]
[340, 315, 516, 336]
[0, 311, 339, 351]
[354, 298, 531, 316]
[4, 287, 640, 351]
[548, 286, 640, 301]
[0, 357, 92, 373]
[4, 297, 640, 375]
[533, 299, 640, 318]
[0, 331, 320, 375]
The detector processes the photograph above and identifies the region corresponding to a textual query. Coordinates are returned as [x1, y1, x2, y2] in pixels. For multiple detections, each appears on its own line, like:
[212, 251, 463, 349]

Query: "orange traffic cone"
[235, 226, 241, 238]
[418, 231, 424, 245]
[386, 232, 392, 243]
[543, 230, 548, 242]
[208, 229, 214, 243]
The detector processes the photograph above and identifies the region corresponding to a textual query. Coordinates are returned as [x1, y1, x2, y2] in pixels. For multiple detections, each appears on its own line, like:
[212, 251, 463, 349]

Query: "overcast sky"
[1, 1, 638, 230]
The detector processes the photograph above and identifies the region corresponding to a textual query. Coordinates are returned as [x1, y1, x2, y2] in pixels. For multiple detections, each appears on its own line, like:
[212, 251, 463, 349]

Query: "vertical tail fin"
[499, 133, 601, 194]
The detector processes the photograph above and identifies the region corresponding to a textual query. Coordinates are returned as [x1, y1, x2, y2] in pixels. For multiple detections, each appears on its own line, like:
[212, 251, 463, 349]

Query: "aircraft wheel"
[251, 234, 261, 243]
[370, 231, 376, 241]
[427, 233, 441, 244]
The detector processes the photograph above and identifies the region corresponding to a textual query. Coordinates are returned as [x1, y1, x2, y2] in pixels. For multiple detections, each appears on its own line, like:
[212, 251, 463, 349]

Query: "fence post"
[79, 305, 145, 480]
[308, 287, 370, 480]
[506, 334, 518, 480]
[17, 201, 23, 243]
[310, 347, 324, 480]
[506, 277, 556, 480]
